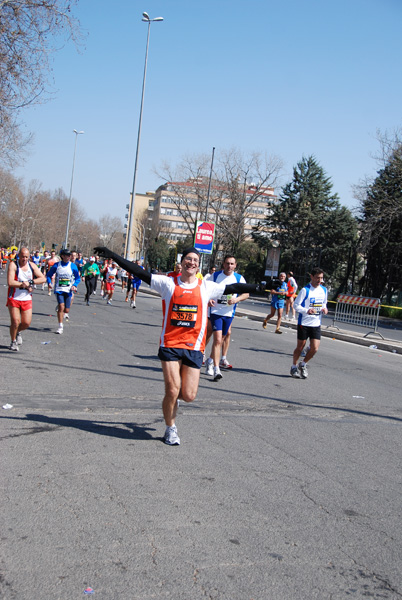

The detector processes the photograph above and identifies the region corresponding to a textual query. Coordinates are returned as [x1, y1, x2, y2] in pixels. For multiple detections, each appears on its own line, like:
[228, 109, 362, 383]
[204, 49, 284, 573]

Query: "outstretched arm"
[94, 247, 152, 285]
[224, 282, 261, 295]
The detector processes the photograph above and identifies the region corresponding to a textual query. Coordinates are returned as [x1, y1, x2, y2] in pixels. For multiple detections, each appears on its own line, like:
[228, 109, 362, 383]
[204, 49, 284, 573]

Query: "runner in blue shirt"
[262, 272, 288, 334]
[47, 249, 81, 334]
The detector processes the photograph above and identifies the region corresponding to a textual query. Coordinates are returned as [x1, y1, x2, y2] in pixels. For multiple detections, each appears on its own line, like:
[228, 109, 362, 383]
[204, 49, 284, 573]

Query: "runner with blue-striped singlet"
[290, 267, 328, 379]
[47, 249, 81, 335]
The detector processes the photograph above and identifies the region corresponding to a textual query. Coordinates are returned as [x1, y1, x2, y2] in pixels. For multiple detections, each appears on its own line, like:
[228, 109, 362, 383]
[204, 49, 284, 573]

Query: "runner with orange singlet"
[285, 271, 298, 320]
[94, 245, 262, 446]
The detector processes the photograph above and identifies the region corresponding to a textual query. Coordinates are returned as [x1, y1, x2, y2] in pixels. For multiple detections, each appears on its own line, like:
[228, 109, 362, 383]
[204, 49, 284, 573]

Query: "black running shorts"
[297, 324, 321, 341]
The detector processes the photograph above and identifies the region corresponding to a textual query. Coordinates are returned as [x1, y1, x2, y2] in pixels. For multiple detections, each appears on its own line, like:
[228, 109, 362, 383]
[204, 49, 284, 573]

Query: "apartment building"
[151, 178, 277, 245]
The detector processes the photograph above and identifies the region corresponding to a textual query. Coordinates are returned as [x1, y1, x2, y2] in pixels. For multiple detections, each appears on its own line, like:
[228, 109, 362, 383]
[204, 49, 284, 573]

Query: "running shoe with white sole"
[205, 358, 214, 376]
[16, 333, 23, 345]
[290, 366, 301, 378]
[9, 340, 19, 352]
[64, 314, 69, 321]
[298, 362, 308, 379]
[219, 358, 232, 370]
[56, 325, 63, 335]
[164, 425, 180, 445]
[213, 366, 223, 381]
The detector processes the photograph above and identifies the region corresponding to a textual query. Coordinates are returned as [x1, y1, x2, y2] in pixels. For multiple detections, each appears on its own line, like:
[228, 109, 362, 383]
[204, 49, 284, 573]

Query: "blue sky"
[14, 0, 402, 220]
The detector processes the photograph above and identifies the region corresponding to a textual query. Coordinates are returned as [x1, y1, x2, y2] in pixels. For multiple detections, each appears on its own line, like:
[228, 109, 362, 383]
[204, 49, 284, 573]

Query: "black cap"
[181, 247, 200, 262]
[60, 248, 71, 256]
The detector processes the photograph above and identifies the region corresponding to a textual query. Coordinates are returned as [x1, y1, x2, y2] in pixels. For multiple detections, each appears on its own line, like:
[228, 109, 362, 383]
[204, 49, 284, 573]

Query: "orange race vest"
[160, 278, 207, 351]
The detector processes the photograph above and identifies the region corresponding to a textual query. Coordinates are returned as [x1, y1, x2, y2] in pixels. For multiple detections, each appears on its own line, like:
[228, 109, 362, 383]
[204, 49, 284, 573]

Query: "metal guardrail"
[327, 294, 384, 339]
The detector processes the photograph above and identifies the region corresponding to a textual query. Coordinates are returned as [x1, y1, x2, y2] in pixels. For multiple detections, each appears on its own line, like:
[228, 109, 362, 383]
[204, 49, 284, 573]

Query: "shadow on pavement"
[1, 413, 160, 441]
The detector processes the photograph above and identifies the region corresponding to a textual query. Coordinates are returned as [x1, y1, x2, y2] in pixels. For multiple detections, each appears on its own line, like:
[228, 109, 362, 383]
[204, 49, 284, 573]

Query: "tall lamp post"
[65, 129, 84, 249]
[126, 11, 163, 259]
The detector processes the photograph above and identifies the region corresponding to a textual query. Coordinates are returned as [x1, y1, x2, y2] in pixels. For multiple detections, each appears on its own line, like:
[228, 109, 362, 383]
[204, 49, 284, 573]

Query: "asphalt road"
[1, 286, 401, 599]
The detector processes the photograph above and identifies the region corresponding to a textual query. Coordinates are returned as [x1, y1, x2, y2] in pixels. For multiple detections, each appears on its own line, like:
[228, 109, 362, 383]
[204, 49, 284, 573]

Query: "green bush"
[380, 306, 402, 320]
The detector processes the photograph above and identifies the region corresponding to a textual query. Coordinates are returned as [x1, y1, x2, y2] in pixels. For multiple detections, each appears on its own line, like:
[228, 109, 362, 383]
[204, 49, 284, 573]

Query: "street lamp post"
[65, 129, 84, 249]
[126, 11, 163, 259]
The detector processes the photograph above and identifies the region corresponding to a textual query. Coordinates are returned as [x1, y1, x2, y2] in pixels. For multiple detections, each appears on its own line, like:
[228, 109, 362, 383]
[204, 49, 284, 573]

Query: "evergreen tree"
[254, 156, 358, 289]
[146, 237, 171, 272]
[359, 143, 402, 302]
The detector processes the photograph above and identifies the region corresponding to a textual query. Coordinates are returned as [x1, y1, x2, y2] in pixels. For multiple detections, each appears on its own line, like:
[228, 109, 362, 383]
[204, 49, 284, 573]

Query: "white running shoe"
[93, 291, 96, 295]
[213, 366, 223, 381]
[130, 301, 134, 308]
[107, 300, 112, 305]
[219, 358, 232, 370]
[16, 333, 23, 345]
[9, 340, 19, 352]
[64, 314, 69, 321]
[205, 358, 214, 376]
[56, 325, 63, 335]
[164, 425, 180, 445]
[298, 362, 308, 379]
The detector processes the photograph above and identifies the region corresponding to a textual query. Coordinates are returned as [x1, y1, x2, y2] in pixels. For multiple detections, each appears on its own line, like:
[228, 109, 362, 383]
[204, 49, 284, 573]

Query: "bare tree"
[214, 148, 283, 254]
[0, 0, 82, 166]
[155, 147, 284, 255]
[97, 214, 124, 254]
[155, 153, 216, 236]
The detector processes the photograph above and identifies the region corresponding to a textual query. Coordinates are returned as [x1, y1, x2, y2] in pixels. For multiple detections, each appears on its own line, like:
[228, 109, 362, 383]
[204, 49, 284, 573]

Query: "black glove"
[93, 246, 115, 259]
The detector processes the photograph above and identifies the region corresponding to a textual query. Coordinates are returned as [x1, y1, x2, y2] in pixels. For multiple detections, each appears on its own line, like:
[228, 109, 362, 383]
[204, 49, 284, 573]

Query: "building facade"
[151, 178, 277, 246]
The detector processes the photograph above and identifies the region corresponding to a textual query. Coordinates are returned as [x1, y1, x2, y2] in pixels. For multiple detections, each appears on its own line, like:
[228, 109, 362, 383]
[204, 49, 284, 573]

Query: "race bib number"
[59, 278, 70, 288]
[170, 304, 197, 328]
[310, 298, 322, 314]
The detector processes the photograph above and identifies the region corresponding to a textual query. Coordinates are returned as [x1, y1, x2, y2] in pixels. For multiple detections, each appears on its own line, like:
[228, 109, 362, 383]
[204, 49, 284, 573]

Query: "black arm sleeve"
[224, 283, 258, 295]
[94, 248, 152, 285]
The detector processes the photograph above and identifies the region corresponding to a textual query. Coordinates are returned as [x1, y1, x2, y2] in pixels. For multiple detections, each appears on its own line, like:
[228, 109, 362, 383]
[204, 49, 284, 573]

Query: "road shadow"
[1, 413, 160, 441]
[240, 346, 292, 357]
